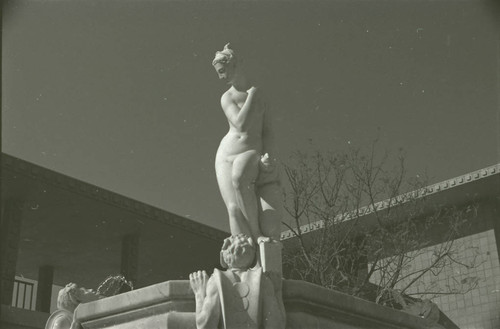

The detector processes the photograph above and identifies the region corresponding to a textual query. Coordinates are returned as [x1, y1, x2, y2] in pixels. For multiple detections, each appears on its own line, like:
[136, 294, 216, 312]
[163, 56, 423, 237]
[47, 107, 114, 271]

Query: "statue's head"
[220, 233, 256, 269]
[57, 283, 101, 313]
[212, 43, 237, 82]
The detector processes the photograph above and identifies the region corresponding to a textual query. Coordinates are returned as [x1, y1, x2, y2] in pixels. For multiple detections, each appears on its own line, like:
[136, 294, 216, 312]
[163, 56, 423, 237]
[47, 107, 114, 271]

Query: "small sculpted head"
[57, 283, 102, 313]
[220, 233, 256, 270]
[212, 43, 237, 82]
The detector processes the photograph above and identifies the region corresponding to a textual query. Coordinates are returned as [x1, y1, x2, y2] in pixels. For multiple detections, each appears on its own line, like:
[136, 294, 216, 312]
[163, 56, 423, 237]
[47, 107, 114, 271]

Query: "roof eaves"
[280, 163, 500, 241]
[2, 153, 228, 241]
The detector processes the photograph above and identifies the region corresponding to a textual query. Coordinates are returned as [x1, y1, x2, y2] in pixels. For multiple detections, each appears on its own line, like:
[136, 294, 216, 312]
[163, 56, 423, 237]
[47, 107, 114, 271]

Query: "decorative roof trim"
[280, 163, 500, 240]
[2, 153, 228, 241]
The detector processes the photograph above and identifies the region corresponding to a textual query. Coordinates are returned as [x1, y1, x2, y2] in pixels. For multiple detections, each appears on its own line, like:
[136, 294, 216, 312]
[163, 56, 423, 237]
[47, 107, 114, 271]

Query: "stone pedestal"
[259, 240, 282, 275]
[75, 281, 195, 329]
[74, 279, 451, 329]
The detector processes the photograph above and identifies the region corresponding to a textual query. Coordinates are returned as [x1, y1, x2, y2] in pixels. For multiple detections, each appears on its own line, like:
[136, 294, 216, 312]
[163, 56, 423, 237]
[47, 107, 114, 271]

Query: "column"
[0, 199, 23, 305]
[35, 265, 54, 313]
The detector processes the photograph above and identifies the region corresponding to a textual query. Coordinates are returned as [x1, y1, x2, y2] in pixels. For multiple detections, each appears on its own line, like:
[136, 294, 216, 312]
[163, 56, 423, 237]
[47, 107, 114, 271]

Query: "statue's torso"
[217, 88, 265, 158]
[214, 268, 262, 329]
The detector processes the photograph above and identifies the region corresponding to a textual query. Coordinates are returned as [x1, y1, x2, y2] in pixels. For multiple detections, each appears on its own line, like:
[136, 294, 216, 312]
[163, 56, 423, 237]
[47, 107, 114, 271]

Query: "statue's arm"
[221, 88, 259, 131]
[195, 276, 221, 329]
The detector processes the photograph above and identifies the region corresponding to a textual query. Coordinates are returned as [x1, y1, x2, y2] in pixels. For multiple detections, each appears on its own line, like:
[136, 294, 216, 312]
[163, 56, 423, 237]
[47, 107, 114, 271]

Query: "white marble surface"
[75, 279, 443, 329]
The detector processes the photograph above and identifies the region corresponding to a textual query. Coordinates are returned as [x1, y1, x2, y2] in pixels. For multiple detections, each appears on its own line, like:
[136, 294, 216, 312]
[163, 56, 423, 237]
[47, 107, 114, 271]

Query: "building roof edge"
[280, 163, 500, 240]
[1, 153, 228, 241]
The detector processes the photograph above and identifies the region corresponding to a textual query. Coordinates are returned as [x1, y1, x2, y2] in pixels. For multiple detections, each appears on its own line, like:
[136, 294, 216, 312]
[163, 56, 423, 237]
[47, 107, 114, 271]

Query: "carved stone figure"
[212, 43, 282, 244]
[45, 283, 102, 329]
[189, 234, 286, 329]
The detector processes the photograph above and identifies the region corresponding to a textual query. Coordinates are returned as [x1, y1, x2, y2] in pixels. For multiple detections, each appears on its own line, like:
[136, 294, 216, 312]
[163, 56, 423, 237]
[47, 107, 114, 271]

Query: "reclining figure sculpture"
[45, 275, 133, 329]
[45, 283, 102, 329]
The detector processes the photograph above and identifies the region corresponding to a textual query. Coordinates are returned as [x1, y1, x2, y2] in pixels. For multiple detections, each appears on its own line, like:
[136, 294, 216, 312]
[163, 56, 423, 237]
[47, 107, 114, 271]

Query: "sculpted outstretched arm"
[221, 87, 259, 131]
[190, 271, 220, 329]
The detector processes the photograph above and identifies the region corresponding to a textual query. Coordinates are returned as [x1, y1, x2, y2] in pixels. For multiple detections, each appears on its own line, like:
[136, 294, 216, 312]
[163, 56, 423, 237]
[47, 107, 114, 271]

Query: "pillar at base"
[259, 240, 283, 275]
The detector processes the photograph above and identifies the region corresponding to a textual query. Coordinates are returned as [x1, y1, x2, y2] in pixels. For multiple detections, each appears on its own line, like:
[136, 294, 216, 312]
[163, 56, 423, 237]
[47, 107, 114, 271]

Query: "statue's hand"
[189, 270, 208, 300]
[247, 86, 258, 96]
[259, 153, 275, 173]
[257, 236, 272, 244]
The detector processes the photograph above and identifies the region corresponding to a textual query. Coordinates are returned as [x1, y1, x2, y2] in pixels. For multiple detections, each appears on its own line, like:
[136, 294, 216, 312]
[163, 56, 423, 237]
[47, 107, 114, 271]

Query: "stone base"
[82, 312, 195, 329]
[75, 280, 194, 329]
[259, 240, 282, 275]
[73, 279, 455, 329]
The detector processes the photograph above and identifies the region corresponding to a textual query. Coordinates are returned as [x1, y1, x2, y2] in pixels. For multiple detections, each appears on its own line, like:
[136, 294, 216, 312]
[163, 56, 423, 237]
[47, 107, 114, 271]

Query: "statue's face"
[58, 283, 101, 312]
[223, 244, 255, 269]
[233, 250, 255, 269]
[213, 62, 235, 83]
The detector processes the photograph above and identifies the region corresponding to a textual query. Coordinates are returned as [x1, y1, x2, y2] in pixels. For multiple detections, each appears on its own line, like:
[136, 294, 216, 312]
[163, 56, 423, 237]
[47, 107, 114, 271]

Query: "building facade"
[1, 153, 227, 328]
[280, 164, 500, 329]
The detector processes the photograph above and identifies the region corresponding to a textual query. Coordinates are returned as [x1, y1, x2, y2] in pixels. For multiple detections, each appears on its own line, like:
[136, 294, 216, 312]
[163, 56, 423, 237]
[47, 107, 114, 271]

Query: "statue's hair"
[220, 233, 255, 268]
[97, 274, 134, 297]
[212, 43, 237, 66]
[57, 283, 79, 313]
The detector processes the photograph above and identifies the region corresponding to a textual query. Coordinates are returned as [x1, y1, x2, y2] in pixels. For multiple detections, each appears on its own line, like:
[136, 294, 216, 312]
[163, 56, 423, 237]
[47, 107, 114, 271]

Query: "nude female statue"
[212, 44, 281, 243]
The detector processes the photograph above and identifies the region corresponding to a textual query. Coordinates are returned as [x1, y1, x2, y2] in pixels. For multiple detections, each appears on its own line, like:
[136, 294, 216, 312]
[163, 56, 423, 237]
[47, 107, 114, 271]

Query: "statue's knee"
[232, 173, 254, 191]
[227, 203, 240, 217]
[231, 173, 243, 190]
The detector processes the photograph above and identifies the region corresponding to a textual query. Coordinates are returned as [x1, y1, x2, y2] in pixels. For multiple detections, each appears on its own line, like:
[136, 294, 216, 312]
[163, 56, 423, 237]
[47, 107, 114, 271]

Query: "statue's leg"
[232, 150, 262, 241]
[216, 157, 252, 237]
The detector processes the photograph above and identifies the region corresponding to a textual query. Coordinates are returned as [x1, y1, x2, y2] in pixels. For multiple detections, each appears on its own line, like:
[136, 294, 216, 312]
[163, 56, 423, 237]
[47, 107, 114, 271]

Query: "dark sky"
[2, 0, 499, 232]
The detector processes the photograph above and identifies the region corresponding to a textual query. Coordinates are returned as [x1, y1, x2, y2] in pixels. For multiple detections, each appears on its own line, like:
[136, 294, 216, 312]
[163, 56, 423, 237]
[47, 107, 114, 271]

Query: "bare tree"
[281, 141, 481, 307]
